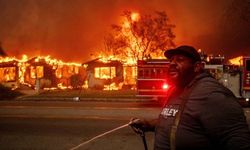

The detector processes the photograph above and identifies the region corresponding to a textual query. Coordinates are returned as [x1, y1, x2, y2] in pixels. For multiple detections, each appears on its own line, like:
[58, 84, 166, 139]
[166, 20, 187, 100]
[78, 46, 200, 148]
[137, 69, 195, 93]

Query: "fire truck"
[137, 57, 250, 106]
[137, 59, 170, 104]
[219, 56, 250, 106]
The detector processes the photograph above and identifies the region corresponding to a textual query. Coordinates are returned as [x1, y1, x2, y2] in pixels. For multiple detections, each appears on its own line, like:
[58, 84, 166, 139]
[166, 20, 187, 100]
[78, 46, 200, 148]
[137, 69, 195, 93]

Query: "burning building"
[0, 55, 86, 90]
[83, 58, 124, 90]
[24, 56, 86, 89]
[24, 57, 57, 89]
[0, 54, 137, 91]
[0, 59, 19, 89]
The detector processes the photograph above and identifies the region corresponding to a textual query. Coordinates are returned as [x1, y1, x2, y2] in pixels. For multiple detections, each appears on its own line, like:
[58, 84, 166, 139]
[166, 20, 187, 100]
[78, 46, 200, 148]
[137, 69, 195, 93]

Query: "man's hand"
[129, 118, 156, 134]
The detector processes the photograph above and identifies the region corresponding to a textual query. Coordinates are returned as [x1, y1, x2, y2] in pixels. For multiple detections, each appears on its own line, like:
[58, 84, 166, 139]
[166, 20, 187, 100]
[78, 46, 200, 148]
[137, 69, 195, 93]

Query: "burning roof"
[0, 55, 84, 90]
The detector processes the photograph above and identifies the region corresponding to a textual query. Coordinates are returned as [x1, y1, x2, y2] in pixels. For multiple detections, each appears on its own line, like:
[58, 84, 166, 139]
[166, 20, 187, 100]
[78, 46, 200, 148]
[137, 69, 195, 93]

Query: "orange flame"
[229, 56, 243, 65]
[131, 12, 140, 22]
[0, 55, 82, 90]
[103, 82, 121, 90]
[35, 55, 81, 67]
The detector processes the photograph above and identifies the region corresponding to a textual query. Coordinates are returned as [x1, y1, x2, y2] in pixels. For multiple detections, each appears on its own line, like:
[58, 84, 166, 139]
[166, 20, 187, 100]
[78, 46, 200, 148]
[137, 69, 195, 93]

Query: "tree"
[103, 27, 128, 57]
[103, 11, 176, 63]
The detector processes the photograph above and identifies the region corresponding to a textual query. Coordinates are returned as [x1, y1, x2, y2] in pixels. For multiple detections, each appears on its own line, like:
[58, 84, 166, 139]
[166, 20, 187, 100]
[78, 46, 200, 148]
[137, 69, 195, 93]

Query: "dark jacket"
[154, 73, 250, 150]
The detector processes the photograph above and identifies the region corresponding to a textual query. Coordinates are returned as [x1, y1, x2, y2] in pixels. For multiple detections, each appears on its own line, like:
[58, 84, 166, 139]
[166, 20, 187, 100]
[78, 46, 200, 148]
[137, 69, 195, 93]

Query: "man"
[130, 45, 250, 150]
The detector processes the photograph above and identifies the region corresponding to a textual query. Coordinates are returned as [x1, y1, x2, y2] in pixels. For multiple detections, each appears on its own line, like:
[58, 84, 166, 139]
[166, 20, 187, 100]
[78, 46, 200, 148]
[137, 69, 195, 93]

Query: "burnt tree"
[103, 11, 176, 63]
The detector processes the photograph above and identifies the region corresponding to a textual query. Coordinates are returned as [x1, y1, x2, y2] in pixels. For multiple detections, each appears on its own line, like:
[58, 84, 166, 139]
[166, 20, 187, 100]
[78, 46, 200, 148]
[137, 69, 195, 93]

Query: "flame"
[0, 11, 171, 91]
[123, 65, 137, 85]
[229, 56, 243, 65]
[82, 80, 88, 89]
[123, 21, 131, 28]
[103, 82, 122, 90]
[0, 55, 82, 90]
[98, 12, 154, 65]
[57, 83, 73, 90]
[91, 12, 145, 89]
[98, 55, 118, 63]
[21, 55, 28, 62]
[1, 54, 135, 91]
[43, 87, 57, 91]
[35, 55, 81, 67]
[131, 12, 140, 22]
[94, 67, 116, 79]
[97, 12, 141, 89]
[0, 56, 18, 63]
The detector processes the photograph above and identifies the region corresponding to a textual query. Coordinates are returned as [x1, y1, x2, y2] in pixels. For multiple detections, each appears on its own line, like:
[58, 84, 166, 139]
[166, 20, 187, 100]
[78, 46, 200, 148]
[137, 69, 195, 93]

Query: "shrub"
[0, 84, 23, 100]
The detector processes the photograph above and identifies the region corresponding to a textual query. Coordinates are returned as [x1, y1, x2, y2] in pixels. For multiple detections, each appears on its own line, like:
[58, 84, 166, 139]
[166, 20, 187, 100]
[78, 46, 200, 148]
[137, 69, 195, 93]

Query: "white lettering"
[161, 108, 179, 118]
[172, 109, 179, 116]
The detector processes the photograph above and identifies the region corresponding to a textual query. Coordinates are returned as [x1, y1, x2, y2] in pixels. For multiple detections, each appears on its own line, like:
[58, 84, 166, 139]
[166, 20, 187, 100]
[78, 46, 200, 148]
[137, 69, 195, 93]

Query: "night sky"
[0, 0, 249, 62]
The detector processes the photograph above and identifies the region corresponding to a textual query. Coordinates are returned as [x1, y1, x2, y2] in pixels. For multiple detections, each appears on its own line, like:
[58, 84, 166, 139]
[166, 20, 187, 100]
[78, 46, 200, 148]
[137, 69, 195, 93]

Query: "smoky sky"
[0, 0, 249, 62]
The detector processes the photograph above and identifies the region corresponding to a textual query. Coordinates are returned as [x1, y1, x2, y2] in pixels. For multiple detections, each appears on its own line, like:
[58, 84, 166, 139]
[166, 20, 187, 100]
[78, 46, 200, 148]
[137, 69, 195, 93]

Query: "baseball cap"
[164, 45, 201, 62]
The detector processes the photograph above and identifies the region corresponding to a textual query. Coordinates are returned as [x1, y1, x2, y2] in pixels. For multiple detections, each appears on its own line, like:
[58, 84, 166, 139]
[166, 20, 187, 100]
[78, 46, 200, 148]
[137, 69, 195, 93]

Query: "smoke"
[0, 0, 119, 61]
[0, 0, 249, 61]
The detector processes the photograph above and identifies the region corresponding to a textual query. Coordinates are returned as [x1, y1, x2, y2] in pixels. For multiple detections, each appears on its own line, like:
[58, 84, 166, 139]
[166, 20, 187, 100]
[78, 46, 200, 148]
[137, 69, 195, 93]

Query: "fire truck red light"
[162, 84, 169, 90]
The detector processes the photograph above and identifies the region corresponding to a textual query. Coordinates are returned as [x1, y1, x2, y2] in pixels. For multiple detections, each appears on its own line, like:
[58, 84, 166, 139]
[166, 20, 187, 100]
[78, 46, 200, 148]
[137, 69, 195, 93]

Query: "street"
[0, 101, 161, 119]
[0, 117, 155, 150]
[0, 100, 160, 150]
[0, 100, 250, 150]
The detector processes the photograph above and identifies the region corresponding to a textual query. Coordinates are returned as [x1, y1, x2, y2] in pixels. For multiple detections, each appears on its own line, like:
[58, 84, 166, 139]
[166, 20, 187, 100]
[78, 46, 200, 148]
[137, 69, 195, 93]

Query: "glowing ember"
[57, 83, 73, 90]
[103, 82, 122, 90]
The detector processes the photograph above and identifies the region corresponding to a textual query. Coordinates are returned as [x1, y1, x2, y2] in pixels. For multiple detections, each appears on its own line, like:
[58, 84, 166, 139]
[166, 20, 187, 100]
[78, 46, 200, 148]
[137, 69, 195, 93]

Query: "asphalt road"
[0, 101, 161, 120]
[0, 117, 155, 150]
[0, 100, 160, 150]
[0, 100, 249, 150]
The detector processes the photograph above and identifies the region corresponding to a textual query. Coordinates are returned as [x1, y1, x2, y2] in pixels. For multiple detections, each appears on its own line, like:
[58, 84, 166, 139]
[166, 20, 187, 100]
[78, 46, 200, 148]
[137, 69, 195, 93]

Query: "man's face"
[167, 54, 196, 86]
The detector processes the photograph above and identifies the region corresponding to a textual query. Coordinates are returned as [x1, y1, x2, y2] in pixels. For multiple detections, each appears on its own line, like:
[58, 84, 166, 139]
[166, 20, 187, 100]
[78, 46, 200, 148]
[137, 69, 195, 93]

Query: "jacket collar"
[186, 72, 212, 88]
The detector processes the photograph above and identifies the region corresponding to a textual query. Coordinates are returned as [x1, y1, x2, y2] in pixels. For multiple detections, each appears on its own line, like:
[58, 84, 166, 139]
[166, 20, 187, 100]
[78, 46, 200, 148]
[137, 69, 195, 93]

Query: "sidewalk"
[17, 96, 157, 102]
[14, 89, 158, 103]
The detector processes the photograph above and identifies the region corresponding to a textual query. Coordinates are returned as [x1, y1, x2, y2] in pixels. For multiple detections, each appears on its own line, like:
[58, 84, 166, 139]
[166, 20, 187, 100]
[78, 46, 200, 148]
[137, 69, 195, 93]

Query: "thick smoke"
[0, 0, 249, 61]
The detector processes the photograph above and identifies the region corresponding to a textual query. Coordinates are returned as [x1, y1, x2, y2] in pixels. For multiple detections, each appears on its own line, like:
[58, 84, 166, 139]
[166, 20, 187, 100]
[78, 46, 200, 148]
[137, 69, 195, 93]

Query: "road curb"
[14, 96, 157, 103]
